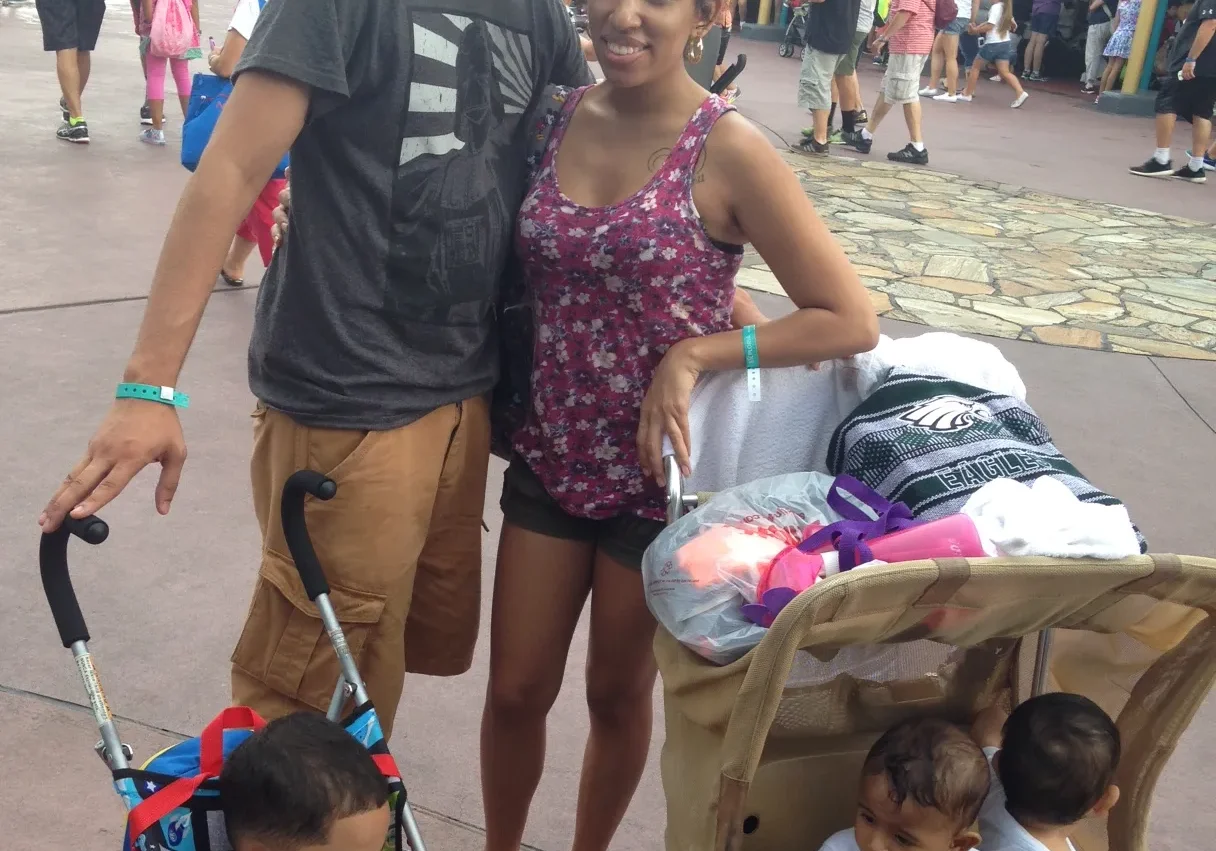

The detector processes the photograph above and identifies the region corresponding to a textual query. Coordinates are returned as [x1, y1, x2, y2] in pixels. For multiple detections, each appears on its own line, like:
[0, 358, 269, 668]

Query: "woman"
[1098, 0, 1140, 100]
[959, 0, 1029, 106]
[480, 0, 878, 849]
[921, 0, 972, 101]
[712, 0, 740, 100]
[207, 0, 286, 285]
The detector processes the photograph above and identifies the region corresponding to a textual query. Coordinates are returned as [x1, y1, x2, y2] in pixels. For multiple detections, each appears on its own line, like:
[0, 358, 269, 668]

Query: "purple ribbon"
[796, 476, 921, 571]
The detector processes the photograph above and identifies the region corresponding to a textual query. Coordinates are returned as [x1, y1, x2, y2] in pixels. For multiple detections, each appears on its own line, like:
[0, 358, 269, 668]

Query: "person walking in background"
[1083, 0, 1115, 92]
[1128, 0, 1214, 182]
[1099, 0, 1142, 98]
[958, 0, 988, 71]
[922, 0, 971, 100]
[1023, 0, 1061, 80]
[846, 0, 936, 164]
[129, 0, 154, 124]
[797, 0, 864, 153]
[37, 0, 106, 142]
[209, 0, 285, 286]
[958, 0, 1029, 105]
[137, 0, 200, 146]
[835, 0, 878, 138]
[712, 0, 740, 99]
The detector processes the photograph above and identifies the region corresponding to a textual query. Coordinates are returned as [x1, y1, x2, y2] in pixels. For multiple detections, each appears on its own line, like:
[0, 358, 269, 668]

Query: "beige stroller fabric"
[656, 553, 1216, 851]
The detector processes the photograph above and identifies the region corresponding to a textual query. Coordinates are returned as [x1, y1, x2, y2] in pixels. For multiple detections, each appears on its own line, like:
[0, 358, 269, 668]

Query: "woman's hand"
[637, 339, 702, 488]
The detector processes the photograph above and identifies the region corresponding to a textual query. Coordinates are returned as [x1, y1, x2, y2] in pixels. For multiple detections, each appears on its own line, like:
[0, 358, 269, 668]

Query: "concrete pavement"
[1, 10, 1214, 851]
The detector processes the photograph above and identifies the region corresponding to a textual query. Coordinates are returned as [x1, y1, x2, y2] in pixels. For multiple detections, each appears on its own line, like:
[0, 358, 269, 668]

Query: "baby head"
[854, 717, 989, 851]
[997, 692, 1121, 831]
[219, 712, 391, 851]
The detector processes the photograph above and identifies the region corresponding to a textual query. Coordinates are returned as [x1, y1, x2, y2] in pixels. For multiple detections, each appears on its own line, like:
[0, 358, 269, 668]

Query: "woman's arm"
[209, 29, 249, 79]
[637, 114, 878, 482]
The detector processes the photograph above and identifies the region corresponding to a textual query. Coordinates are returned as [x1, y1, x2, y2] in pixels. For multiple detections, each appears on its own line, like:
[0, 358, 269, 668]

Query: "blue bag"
[179, 0, 289, 178]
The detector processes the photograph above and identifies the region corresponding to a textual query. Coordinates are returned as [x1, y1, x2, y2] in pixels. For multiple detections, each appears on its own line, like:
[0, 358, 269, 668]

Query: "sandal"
[219, 270, 245, 287]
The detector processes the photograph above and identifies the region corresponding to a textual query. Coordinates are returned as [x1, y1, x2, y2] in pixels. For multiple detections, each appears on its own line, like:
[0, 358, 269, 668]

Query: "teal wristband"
[742, 325, 760, 370]
[116, 383, 190, 409]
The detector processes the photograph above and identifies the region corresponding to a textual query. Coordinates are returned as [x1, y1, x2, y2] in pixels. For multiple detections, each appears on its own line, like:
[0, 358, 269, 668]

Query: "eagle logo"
[899, 396, 993, 432]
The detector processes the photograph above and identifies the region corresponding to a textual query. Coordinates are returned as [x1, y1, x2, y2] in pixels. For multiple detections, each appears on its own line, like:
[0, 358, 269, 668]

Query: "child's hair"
[998, 693, 1120, 827]
[995, 1, 1014, 35]
[219, 712, 389, 848]
[862, 717, 991, 829]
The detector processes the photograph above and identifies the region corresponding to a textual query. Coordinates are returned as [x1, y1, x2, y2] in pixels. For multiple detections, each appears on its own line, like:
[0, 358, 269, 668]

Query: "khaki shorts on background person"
[798, 48, 843, 111]
[230, 397, 490, 739]
[881, 52, 929, 104]
[835, 29, 870, 76]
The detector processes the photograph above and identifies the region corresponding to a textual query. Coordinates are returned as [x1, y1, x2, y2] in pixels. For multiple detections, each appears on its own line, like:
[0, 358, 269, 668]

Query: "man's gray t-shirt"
[237, 0, 594, 430]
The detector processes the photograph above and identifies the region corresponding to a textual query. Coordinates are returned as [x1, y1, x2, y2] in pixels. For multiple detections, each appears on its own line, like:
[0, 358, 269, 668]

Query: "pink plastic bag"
[149, 0, 194, 58]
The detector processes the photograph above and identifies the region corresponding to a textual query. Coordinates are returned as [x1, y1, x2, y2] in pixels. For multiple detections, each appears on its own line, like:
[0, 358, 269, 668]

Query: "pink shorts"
[236, 178, 288, 267]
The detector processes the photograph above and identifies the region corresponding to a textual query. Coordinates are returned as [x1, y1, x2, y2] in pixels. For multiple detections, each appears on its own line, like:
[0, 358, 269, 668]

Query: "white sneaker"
[139, 127, 167, 146]
[955, 93, 974, 102]
[933, 93, 958, 102]
[1011, 92, 1029, 108]
[990, 74, 1001, 82]
[919, 87, 940, 96]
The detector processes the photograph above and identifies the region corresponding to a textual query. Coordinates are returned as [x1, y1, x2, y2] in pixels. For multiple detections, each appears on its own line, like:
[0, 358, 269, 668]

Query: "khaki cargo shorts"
[881, 52, 929, 105]
[230, 397, 490, 738]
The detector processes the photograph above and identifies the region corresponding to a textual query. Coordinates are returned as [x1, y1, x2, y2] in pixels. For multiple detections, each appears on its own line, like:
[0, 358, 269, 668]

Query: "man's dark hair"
[220, 712, 389, 848]
[998, 693, 1120, 827]
[863, 717, 991, 829]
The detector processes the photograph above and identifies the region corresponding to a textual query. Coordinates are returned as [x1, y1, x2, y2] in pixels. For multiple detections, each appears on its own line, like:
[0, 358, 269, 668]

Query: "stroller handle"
[281, 470, 338, 601]
[40, 515, 110, 648]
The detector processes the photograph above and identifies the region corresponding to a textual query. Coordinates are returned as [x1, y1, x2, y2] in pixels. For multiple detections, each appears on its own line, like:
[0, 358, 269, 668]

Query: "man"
[798, 0, 864, 154]
[40, 0, 593, 736]
[834, 0, 878, 142]
[846, 0, 936, 163]
[1082, 0, 1115, 93]
[36, 0, 106, 142]
[1129, 0, 1216, 183]
[1023, 0, 1061, 81]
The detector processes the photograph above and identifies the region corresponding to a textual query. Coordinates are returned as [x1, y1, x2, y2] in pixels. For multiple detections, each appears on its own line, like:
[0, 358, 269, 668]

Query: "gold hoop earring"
[685, 35, 704, 64]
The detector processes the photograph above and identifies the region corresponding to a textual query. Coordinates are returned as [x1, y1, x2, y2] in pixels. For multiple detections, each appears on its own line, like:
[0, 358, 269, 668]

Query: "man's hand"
[271, 169, 291, 247]
[40, 400, 187, 531]
[1182, 60, 1197, 80]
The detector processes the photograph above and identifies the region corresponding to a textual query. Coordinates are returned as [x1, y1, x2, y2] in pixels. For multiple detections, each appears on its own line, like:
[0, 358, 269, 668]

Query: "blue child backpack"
[116, 705, 405, 851]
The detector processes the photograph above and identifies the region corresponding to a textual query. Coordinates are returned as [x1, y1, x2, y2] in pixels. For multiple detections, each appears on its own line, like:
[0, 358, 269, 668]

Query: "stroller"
[40, 471, 427, 851]
[778, 0, 808, 59]
[653, 364, 1216, 851]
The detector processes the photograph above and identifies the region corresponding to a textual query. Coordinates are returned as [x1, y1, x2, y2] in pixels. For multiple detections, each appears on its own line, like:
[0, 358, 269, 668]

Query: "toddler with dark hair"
[971, 693, 1121, 851]
[219, 712, 391, 851]
[819, 716, 991, 851]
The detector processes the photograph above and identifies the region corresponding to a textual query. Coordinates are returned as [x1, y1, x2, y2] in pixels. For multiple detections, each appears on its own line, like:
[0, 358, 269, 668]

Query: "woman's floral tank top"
[512, 86, 743, 521]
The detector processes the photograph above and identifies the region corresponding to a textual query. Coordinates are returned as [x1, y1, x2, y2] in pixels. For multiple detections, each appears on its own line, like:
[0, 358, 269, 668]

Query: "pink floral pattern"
[513, 86, 742, 521]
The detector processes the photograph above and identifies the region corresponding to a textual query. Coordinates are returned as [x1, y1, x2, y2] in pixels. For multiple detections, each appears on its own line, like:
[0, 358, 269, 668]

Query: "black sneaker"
[798, 136, 830, 155]
[840, 129, 867, 149]
[56, 120, 89, 144]
[888, 143, 928, 165]
[855, 109, 868, 125]
[140, 103, 153, 125]
[1171, 165, 1207, 183]
[1129, 158, 1173, 178]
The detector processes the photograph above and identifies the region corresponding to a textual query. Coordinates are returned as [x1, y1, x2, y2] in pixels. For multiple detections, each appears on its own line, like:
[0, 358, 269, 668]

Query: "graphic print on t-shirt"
[387, 8, 536, 324]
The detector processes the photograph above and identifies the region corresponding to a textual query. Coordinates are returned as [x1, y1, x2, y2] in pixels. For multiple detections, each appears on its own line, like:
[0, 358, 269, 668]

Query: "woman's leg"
[570, 549, 660, 851]
[1029, 32, 1048, 75]
[170, 58, 192, 116]
[145, 55, 167, 130]
[942, 33, 960, 93]
[1100, 57, 1124, 93]
[925, 34, 945, 91]
[223, 234, 257, 283]
[996, 59, 1025, 96]
[482, 525, 595, 851]
[963, 58, 986, 97]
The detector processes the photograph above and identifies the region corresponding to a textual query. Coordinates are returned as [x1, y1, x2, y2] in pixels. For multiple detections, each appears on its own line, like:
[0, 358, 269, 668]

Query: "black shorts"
[35, 0, 105, 52]
[499, 456, 665, 570]
[1155, 75, 1216, 123]
[717, 29, 732, 66]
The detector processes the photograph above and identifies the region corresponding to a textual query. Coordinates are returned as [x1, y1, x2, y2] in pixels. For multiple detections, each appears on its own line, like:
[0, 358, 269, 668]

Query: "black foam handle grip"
[281, 470, 337, 602]
[40, 515, 110, 648]
[711, 54, 747, 96]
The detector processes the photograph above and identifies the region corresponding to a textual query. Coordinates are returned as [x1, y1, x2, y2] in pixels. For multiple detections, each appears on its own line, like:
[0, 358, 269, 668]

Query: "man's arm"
[549, 0, 596, 85]
[1182, 19, 1216, 79]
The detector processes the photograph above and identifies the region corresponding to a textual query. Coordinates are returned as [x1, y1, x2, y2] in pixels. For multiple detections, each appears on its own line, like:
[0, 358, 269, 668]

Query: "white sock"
[861, 128, 874, 141]
[1189, 155, 1205, 171]
[1154, 147, 1171, 165]
[911, 141, 925, 151]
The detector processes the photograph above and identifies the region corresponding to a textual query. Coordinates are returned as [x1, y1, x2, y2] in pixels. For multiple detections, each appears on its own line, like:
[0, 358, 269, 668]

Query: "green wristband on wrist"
[116, 383, 190, 409]
[742, 324, 761, 402]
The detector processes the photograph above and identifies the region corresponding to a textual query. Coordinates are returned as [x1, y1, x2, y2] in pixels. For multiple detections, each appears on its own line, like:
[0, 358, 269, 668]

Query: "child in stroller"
[778, 0, 809, 58]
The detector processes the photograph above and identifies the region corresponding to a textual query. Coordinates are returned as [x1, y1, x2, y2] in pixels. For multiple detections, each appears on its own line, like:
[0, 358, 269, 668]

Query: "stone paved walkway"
[736, 153, 1216, 361]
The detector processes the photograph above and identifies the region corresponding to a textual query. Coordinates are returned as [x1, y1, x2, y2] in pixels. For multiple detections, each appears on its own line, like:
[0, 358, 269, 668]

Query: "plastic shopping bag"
[643, 472, 842, 666]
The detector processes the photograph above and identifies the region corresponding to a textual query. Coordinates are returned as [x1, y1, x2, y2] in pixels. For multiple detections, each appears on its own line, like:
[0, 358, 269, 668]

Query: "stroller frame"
[40, 469, 427, 851]
[778, 2, 807, 59]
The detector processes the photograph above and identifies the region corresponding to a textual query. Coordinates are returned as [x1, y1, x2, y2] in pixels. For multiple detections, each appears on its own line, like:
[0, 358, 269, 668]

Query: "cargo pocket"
[230, 549, 387, 712]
